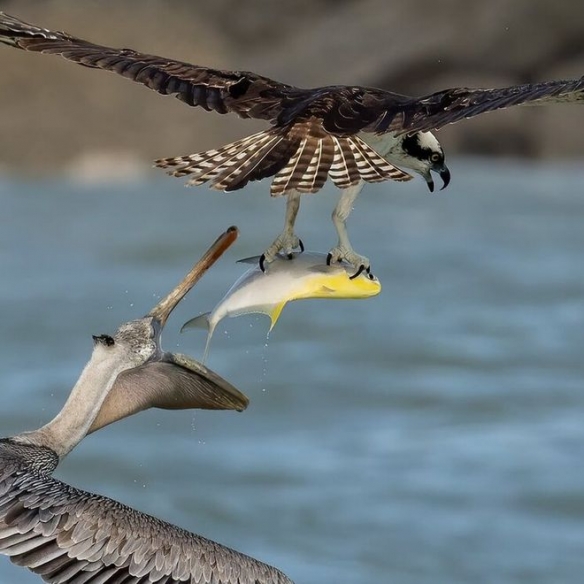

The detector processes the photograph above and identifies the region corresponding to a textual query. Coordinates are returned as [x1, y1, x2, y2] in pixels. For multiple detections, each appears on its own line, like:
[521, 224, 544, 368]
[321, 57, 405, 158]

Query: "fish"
[181, 251, 381, 359]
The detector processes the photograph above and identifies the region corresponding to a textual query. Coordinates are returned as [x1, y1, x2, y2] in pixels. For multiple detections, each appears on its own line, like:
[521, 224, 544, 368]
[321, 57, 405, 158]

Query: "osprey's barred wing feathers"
[0, 11, 298, 122]
[0, 445, 293, 584]
[378, 78, 584, 135]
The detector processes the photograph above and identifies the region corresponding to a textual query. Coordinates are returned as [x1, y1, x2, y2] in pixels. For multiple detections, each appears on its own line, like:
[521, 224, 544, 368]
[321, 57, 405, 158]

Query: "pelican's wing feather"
[0, 454, 292, 584]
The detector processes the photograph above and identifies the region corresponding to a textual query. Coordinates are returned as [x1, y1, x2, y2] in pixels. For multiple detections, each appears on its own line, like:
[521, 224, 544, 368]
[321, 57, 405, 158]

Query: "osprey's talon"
[327, 245, 370, 274]
[259, 254, 267, 272]
[364, 267, 376, 280]
[349, 265, 366, 280]
[261, 230, 303, 270]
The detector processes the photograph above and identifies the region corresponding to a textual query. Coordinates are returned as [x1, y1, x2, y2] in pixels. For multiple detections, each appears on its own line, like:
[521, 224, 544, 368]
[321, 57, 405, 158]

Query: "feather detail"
[155, 123, 412, 195]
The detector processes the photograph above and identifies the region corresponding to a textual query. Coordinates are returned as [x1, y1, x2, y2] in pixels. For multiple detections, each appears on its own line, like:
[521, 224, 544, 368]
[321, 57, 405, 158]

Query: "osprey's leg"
[260, 191, 304, 271]
[328, 182, 370, 274]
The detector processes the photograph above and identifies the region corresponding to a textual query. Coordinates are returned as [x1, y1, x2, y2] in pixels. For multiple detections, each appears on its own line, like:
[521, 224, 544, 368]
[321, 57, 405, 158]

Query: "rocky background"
[1, 0, 583, 178]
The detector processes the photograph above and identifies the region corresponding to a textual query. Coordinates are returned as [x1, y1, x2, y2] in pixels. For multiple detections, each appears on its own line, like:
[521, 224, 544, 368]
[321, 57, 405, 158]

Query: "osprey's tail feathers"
[155, 128, 413, 195]
[155, 129, 297, 192]
[271, 133, 413, 195]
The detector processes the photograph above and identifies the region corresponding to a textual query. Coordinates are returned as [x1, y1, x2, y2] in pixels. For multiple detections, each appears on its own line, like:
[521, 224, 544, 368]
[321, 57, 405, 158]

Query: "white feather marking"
[329, 138, 354, 188]
[271, 138, 307, 195]
[301, 140, 323, 192]
[184, 132, 274, 185]
[212, 134, 282, 190]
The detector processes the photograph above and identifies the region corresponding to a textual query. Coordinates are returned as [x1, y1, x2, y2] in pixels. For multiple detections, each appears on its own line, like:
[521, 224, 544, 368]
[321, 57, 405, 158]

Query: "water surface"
[0, 159, 583, 583]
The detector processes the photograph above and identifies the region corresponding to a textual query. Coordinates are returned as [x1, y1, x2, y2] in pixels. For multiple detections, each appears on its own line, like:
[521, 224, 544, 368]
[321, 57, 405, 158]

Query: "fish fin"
[268, 301, 287, 331]
[237, 255, 262, 265]
[180, 312, 211, 332]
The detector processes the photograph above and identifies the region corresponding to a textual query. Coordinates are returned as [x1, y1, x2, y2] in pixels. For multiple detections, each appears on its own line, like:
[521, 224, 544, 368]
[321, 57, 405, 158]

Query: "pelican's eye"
[92, 334, 115, 346]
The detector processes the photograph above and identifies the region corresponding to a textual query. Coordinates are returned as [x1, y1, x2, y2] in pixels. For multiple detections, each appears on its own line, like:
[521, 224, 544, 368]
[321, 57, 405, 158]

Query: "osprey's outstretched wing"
[2, 11, 584, 139]
[0, 11, 302, 123]
[375, 78, 584, 135]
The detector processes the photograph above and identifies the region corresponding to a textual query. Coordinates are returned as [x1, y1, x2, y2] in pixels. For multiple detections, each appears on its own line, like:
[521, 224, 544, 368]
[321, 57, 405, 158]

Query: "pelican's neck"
[14, 346, 133, 460]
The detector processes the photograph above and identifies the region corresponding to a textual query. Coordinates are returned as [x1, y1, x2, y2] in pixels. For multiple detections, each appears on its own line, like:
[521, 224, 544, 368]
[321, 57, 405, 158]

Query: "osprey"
[1, 12, 584, 275]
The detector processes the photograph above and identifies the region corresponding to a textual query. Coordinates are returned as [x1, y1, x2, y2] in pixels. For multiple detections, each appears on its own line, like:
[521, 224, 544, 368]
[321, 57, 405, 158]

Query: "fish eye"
[430, 152, 442, 163]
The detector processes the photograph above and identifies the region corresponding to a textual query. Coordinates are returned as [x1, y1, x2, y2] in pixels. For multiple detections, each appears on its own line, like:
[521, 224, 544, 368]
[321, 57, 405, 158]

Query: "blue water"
[1, 158, 583, 583]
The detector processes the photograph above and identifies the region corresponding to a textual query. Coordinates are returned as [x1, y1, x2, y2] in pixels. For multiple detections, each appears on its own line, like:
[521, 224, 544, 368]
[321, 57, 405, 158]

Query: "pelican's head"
[87, 227, 249, 434]
[98, 317, 159, 366]
[399, 132, 451, 192]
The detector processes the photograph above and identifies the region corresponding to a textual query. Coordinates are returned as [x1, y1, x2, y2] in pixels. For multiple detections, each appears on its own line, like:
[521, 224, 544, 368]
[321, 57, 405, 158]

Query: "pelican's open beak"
[424, 164, 451, 193]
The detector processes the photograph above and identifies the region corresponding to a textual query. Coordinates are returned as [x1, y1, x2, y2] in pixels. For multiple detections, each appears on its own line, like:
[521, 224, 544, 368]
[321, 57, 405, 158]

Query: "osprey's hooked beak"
[424, 163, 451, 193]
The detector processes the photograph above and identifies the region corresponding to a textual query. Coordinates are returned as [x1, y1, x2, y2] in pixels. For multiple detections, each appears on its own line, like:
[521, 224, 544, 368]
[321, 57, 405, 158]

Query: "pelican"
[2, 12, 584, 276]
[0, 227, 293, 584]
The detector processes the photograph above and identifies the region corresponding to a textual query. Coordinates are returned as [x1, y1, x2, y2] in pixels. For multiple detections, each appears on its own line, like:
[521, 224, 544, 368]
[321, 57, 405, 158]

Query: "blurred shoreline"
[1, 0, 584, 176]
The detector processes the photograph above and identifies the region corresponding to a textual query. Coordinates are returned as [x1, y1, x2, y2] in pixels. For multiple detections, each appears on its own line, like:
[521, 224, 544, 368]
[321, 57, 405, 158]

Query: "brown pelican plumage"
[0, 227, 293, 584]
[2, 13, 583, 275]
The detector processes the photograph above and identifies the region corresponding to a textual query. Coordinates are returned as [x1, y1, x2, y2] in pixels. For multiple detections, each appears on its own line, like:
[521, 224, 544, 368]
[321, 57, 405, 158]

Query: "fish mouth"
[424, 164, 451, 193]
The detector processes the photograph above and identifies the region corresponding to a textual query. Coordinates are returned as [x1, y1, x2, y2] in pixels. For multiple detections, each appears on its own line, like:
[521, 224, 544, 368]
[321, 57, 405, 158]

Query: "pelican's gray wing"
[0, 458, 293, 584]
[0, 11, 302, 122]
[375, 78, 584, 134]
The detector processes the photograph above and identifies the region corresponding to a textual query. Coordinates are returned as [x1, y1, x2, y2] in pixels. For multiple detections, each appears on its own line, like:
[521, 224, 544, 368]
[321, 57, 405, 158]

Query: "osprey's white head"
[390, 132, 451, 192]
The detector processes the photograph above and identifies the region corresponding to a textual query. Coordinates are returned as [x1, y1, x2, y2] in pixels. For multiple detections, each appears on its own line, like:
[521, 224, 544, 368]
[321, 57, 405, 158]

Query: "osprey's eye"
[430, 152, 442, 163]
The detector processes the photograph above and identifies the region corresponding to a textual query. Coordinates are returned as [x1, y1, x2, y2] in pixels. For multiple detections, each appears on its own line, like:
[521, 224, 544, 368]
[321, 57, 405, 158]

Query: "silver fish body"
[182, 251, 381, 358]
